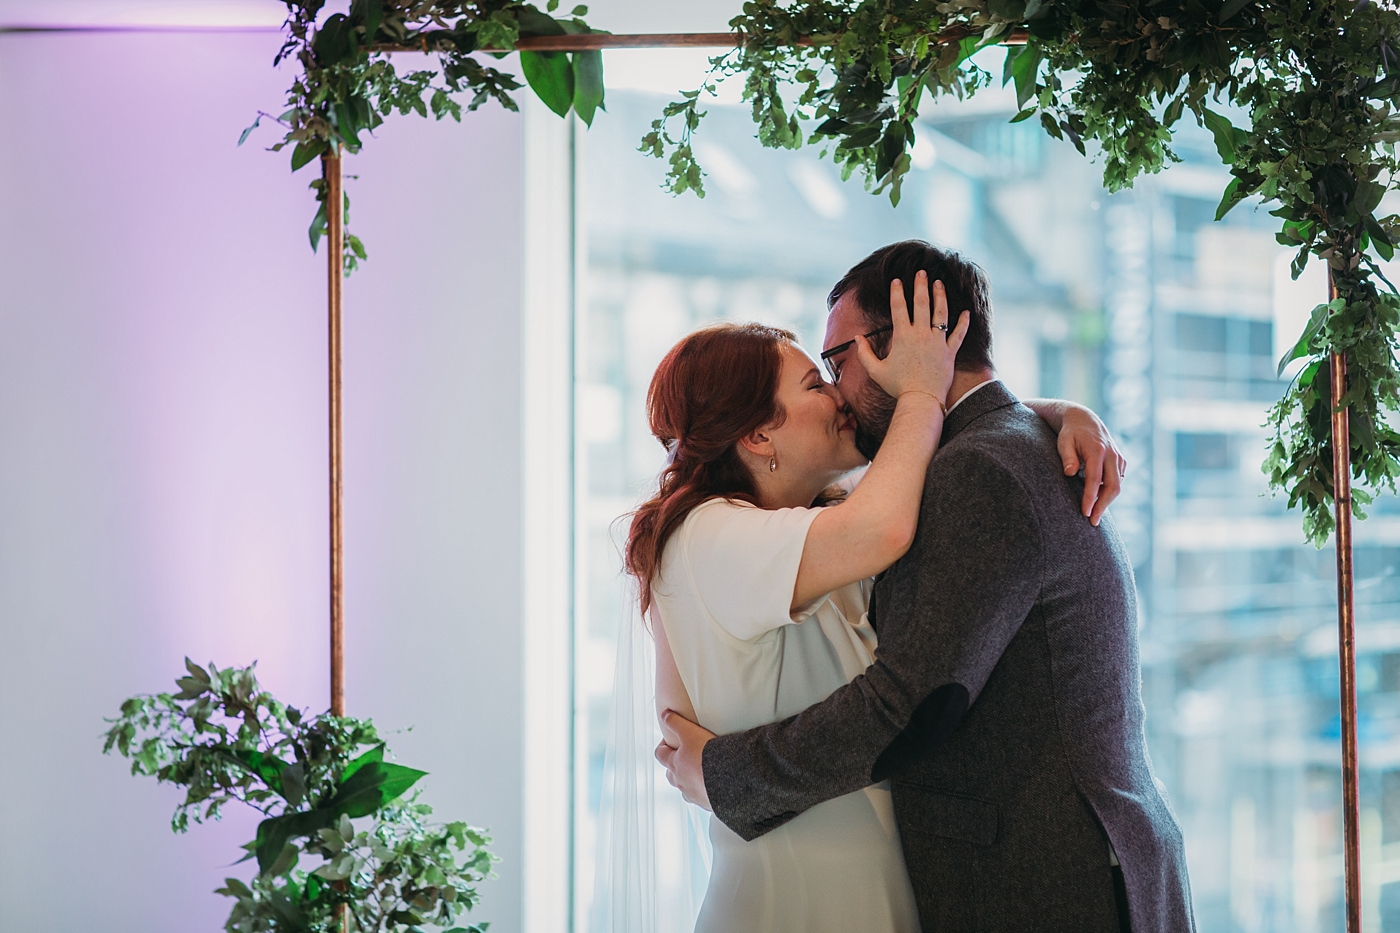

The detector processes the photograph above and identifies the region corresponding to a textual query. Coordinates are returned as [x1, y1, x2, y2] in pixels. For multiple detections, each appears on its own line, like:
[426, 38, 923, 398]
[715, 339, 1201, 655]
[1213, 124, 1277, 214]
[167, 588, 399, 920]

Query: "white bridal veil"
[594, 582, 711, 933]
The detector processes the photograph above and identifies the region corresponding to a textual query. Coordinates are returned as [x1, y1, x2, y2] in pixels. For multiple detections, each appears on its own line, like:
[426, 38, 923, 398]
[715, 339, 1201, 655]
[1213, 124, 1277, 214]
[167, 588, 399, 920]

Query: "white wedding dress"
[651, 497, 921, 933]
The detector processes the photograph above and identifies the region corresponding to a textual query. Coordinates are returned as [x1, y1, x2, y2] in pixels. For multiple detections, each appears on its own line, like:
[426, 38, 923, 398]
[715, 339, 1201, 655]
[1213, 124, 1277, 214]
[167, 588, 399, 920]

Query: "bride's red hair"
[625, 322, 795, 615]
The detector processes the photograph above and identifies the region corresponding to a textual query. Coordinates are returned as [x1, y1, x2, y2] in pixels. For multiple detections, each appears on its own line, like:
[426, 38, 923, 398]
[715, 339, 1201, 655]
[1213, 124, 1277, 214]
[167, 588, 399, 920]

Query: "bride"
[621, 272, 1121, 932]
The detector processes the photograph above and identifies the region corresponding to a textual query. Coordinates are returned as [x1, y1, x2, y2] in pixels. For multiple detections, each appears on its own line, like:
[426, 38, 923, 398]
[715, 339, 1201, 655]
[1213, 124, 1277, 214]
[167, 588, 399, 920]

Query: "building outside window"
[572, 59, 1400, 932]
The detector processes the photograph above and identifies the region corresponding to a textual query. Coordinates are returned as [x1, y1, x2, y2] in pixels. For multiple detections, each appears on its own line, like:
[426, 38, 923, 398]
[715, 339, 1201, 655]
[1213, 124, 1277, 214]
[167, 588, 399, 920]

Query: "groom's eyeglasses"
[820, 325, 894, 383]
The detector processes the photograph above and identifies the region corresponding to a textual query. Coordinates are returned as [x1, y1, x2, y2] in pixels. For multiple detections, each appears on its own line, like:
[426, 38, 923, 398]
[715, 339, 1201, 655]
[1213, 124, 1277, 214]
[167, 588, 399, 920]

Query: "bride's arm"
[1022, 398, 1125, 524]
[791, 272, 968, 610]
[652, 612, 697, 746]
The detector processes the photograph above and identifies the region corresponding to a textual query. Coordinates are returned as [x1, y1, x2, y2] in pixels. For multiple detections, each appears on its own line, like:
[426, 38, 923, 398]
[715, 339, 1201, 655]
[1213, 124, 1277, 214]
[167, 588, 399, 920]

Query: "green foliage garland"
[255, 1, 1400, 538]
[246, 0, 605, 275]
[104, 659, 494, 933]
[645, 0, 1400, 543]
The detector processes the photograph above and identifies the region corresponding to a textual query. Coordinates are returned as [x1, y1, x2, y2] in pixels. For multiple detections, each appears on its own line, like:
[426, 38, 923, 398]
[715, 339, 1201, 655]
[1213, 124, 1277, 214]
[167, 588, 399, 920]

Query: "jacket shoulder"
[928, 405, 1051, 484]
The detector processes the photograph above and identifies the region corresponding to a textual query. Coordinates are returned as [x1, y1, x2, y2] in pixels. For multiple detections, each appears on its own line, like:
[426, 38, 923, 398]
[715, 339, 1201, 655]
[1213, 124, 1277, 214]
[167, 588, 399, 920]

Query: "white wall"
[0, 28, 530, 933]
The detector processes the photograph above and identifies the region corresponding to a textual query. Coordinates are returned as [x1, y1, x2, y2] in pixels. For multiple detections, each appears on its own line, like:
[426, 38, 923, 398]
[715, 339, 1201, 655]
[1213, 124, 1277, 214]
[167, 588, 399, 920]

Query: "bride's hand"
[1056, 404, 1127, 525]
[656, 710, 715, 811]
[855, 270, 970, 407]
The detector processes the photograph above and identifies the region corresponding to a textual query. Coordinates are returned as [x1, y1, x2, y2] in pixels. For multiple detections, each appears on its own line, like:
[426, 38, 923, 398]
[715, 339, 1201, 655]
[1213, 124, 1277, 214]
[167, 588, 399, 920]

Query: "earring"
[769, 456, 777, 473]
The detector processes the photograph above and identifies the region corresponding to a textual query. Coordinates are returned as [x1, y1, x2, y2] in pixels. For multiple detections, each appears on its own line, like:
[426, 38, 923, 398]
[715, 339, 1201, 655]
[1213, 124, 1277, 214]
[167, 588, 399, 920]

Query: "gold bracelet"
[904, 391, 948, 415]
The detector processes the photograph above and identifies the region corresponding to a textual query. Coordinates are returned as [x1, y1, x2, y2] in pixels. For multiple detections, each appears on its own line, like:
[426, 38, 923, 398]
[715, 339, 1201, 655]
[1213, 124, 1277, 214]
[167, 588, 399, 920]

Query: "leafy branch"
[646, 2, 996, 206]
[105, 659, 495, 933]
[246, 0, 606, 275]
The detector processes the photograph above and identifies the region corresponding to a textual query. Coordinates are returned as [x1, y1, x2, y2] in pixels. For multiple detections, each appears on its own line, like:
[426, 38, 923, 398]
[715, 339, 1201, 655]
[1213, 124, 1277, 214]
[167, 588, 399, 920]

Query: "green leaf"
[1355, 180, 1386, 217]
[1009, 44, 1044, 111]
[317, 826, 345, 854]
[267, 841, 299, 878]
[1365, 213, 1395, 261]
[334, 101, 364, 149]
[1201, 108, 1250, 165]
[1163, 97, 1185, 127]
[572, 50, 604, 126]
[329, 760, 428, 818]
[238, 116, 261, 147]
[291, 140, 325, 172]
[173, 677, 207, 700]
[1290, 247, 1311, 280]
[1002, 45, 1022, 86]
[1278, 301, 1331, 376]
[351, 0, 382, 38]
[515, 8, 567, 37]
[876, 120, 907, 181]
[311, 13, 357, 67]
[280, 762, 307, 807]
[313, 852, 357, 881]
[954, 34, 995, 69]
[229, 749, 291, 794]
[521, 50, 575, 118]
[216, 877, 253, 899]
[1297, 358, 1322, 391]
[342, 744, 383, 783]
[255, 809, 335, 874]
[308, 200, 327, 252]
[1215, 177, 1248, 220]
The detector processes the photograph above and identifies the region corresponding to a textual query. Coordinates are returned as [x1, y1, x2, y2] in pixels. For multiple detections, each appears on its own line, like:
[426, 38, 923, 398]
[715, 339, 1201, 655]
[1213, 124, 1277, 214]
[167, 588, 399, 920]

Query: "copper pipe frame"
[372, 27, 1029, 54]
[1330, 269, 1362, 932]
[324, 149, 345, 720]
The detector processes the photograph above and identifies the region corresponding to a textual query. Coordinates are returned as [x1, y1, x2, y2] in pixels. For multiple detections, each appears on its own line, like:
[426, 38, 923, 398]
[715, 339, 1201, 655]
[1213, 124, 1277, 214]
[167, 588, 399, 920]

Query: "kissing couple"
[625, 241, 1196, 932]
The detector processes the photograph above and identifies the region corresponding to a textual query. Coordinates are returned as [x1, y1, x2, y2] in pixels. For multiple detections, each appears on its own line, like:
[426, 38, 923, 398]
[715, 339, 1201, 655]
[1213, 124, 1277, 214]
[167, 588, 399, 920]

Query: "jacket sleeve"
[701, 446, 1045, 841]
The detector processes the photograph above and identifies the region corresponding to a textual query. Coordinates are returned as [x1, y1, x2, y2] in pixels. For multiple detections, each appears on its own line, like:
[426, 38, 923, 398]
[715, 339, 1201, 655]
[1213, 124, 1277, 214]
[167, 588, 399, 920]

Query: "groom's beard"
[853, 381, 898, 461]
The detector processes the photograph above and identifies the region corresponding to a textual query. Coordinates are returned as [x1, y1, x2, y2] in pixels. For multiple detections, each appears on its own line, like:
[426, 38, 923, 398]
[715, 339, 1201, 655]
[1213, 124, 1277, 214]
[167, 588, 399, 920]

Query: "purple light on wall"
[1, 19, 530, 932]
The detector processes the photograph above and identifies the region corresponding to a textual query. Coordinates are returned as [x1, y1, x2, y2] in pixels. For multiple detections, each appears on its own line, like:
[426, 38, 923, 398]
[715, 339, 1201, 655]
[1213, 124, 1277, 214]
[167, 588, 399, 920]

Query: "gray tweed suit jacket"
[702, 381, 1194, 933]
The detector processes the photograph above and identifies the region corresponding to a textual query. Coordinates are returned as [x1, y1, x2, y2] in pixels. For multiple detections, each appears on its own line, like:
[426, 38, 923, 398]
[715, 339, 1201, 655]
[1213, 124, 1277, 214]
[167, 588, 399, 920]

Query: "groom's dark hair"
[827, 240, 993, 372]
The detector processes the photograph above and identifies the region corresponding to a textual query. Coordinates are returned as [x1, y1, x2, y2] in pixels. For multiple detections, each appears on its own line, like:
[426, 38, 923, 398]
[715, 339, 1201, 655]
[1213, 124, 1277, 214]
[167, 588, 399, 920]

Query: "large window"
[573, 56, 1400, 932]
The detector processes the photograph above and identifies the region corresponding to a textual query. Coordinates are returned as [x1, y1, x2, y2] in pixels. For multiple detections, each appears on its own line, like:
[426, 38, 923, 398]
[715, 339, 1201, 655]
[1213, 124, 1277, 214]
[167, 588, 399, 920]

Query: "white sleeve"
[681, 500, 823, 642]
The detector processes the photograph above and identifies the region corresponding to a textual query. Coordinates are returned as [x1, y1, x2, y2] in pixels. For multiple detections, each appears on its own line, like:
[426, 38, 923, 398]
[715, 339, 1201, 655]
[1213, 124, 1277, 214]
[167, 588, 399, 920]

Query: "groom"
[658, 241, 1195, 932]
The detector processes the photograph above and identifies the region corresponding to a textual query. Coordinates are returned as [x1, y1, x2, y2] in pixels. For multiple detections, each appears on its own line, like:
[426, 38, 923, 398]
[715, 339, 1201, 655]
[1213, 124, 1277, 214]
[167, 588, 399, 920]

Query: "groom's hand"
[656, 710, 715, 811]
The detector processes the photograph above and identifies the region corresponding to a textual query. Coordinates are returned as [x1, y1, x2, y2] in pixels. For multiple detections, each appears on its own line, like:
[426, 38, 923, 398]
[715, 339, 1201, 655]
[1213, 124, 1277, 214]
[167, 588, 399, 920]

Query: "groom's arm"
[699, 446, 1045, 842]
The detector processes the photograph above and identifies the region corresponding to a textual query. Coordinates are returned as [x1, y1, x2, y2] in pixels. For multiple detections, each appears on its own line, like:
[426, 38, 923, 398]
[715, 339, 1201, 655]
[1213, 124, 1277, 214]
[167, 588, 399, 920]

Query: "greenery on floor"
[105, 659, 493, 933]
